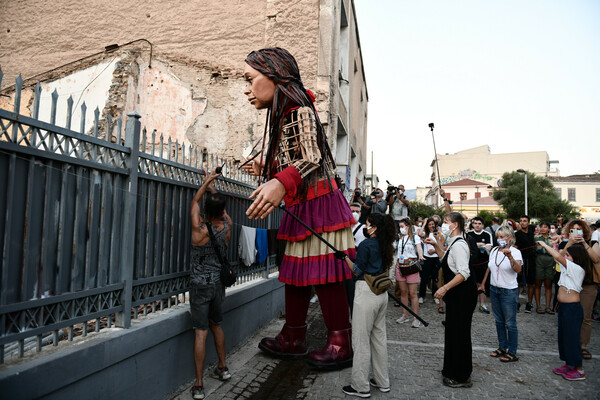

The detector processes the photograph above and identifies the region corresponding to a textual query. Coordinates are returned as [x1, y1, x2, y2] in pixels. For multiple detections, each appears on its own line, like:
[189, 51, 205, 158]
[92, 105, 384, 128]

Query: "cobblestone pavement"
[167, 293, 599, 400]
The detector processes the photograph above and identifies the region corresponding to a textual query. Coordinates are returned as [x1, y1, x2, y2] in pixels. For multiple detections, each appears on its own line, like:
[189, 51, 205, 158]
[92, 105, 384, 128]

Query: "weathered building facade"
[0, 0, 368, 192]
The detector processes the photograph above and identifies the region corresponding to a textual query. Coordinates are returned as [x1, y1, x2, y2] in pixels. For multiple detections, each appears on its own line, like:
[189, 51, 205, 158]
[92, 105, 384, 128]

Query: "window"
[460, 192, 467, 200]
[475, 192, 481, 199]
[568, 188, 576, 202]
[555, 188, 562, 198]
[488, 192, 493, 197]
[596, 188, 600, 202]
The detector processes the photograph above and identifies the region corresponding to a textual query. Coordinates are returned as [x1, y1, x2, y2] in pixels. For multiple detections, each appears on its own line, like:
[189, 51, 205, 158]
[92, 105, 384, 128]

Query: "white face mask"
[399, 227, 408, 235]
[550, 228, 556, 234]
[441, 223, 454, 238]
[352, 212, 360, 222]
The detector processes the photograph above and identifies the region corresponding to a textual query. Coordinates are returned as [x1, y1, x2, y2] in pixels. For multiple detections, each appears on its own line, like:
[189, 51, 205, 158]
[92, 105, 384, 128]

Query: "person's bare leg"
[194, 329, 209, 386]
[408, 283, 419, 316]
[399, 281, 409, 318]
[479, 292, 486, 307]
[209, 322, 227, 368]
[534, 280, 542, 309]
[544, 279, 552, 309]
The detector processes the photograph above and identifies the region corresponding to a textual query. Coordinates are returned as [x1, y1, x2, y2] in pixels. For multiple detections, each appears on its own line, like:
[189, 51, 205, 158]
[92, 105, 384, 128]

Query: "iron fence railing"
[0, 72, 281, 364]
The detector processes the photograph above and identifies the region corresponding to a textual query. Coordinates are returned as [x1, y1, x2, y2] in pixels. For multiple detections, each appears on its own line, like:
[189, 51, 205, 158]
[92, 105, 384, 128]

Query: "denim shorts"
[190, 283, 225, 330]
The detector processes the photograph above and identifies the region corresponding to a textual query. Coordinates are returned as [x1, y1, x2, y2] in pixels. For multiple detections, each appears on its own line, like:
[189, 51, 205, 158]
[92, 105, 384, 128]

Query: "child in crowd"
[537, 240, 592, 381]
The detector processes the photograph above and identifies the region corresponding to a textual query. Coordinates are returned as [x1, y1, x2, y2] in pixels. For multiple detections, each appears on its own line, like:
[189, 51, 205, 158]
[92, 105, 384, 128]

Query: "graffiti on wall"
[439, 169, 497, 185]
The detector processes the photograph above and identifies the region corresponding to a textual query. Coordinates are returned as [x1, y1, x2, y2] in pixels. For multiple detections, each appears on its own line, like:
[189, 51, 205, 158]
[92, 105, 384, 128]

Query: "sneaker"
[418, 297, 424, 304]
[211, 365, 231, 381]
[369, 378, 390, 393]
[191, 385, 205, 400]
[396, 315, 410, 324]
[562, 369, 586, 381]
[434, 298, 440, 305]
[342, 385, 371, 398]
[411, 319, 421, 328]
[553, 364, 572, 375]
[443, 377, 472, 388]
[479, 305, 490, 314]
[525, 302, 533, 313]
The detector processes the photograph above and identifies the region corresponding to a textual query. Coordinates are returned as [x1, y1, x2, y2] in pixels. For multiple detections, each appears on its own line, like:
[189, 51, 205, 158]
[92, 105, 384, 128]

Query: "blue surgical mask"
[498, 239, 508, 248]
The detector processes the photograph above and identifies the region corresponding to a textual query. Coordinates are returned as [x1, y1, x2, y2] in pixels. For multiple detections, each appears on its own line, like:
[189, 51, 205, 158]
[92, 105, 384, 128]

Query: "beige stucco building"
[0, 0, 368, 193]
[549, 174, 600, 221]
[425, 145, 559, 206]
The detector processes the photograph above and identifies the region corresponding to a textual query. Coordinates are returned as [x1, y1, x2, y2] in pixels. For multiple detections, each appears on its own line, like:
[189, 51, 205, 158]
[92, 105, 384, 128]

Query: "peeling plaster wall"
[0, 0, 368, 182]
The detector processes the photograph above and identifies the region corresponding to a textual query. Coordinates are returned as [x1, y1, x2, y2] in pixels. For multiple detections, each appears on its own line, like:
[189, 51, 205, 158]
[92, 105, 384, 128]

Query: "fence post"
[115, 112, 141, 328]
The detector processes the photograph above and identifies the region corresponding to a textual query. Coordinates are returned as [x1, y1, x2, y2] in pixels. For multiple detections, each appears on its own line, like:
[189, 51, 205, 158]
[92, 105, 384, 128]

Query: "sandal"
[536, 307, 545, 314]
[545, 307, 555, 315]
[490, 348, 507, 358]
[582, 349, 592, 360]
[500, 353, 519, 362]
[438, 306, 445, 314]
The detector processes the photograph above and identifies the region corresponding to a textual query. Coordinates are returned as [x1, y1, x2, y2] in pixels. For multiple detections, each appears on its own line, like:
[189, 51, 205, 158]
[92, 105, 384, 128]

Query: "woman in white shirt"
[425, 212, 477, 388]
[395, 218, 425, 328]
[419, 218, 443, 304]
[480, 226, 523, 363]
[537, 241, 591, 381]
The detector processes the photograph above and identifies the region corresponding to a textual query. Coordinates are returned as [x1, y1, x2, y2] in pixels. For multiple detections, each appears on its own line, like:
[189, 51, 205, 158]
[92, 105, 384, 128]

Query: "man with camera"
[353, 188, 387, 220]
[387, 184, 410, 230]
[351, 189, 369, 224]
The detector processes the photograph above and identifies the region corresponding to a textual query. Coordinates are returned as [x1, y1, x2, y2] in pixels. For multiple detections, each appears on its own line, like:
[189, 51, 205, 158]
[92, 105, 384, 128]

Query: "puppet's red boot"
[306, 328, 353, 370]
[258, 324, 308, 359]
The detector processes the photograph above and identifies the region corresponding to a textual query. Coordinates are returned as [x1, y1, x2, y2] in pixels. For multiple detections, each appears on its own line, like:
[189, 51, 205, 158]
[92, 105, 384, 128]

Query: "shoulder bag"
[206, 222, 237, 287]
[363, 269, 392, 295]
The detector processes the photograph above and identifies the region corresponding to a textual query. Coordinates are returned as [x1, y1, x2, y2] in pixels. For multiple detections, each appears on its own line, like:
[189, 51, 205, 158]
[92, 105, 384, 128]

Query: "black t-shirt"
[467, 230, 494, 246]
[515, 227, 536, 258]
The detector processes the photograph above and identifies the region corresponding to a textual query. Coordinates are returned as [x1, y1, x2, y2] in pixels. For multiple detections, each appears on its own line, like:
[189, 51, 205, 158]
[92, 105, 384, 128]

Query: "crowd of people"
[188, 46, 596, 399]
[346, 184, 599, 392]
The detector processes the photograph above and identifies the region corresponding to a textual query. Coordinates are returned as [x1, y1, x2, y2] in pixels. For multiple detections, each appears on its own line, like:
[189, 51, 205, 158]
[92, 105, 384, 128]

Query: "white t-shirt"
[592, 230, 600, 243]
[397, 235, 421, 260]
[423, 233, 439, 258]
[488, 246, 523, 289]
[558, 259, 585, 293]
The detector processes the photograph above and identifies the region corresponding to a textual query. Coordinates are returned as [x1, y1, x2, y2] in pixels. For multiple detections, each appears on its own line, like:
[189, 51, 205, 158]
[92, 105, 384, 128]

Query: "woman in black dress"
[425, 212, 477, 388]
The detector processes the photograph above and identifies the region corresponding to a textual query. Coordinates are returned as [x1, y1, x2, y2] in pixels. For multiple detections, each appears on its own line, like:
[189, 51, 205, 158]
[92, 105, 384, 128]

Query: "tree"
[493, 171, 576, 221]
[409, 201, 445, 221]
[477, 210, 507, 226]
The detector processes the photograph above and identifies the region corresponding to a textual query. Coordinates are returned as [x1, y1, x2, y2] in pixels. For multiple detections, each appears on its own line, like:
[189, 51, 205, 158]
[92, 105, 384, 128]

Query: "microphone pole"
[429, 123, 443, 203]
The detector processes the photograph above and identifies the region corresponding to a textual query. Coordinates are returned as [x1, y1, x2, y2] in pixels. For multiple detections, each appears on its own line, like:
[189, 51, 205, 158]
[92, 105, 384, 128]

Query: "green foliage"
[476, 210, 507, 226]
[493, 171, 577, 221]
[409, 201, 446, 221]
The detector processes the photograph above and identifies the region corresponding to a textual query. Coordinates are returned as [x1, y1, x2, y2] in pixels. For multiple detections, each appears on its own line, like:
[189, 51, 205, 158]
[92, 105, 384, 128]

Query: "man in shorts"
[189, 169, 232, 400]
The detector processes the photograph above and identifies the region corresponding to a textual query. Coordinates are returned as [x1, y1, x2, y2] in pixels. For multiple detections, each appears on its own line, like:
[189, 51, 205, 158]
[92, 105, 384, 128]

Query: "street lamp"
[475, 185, 479, 215]
[517, 169, 528, 215]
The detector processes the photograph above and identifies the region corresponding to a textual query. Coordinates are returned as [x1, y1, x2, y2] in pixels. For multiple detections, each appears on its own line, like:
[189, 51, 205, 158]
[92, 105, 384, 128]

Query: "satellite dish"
[497, 179, 503, 187]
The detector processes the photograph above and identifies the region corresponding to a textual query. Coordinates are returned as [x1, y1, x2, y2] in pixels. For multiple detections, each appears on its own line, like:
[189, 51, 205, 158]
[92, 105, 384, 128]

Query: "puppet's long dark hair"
[245, 48, 335, 185]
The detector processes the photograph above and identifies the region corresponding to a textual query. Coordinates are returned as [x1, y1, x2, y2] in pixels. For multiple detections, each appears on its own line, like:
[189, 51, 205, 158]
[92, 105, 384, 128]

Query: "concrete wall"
[0, 278, 285, 400]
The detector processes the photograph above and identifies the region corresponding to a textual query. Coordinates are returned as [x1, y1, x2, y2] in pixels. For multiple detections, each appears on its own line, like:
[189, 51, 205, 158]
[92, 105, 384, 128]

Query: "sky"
[353, 0, 600, 189]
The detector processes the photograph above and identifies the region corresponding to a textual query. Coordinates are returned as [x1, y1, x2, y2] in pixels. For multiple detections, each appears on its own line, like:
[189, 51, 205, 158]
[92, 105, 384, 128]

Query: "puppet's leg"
[258, 284, 311, 358]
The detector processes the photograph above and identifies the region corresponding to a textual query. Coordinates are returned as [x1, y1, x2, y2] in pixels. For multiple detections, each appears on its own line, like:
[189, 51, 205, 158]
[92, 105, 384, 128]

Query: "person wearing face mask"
[425, 212, 477, 388]
[534, 222, 556, 314]
[339, 213, 396, 397]
[394, 218, 425, 327]
[558, 220, 600, 362]
[480, 226, 523, 363]
[345, 203, 367, 316]
[387, 184, 410, 231]
[419, 218, 443, 305]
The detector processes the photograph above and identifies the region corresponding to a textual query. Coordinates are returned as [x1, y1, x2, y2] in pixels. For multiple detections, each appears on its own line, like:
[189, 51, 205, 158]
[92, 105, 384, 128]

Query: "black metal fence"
[0, 72, 281, 363]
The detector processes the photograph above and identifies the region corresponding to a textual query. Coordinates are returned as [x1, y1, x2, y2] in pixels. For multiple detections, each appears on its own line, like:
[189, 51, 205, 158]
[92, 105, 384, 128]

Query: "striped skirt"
[278, 189, 356, 286]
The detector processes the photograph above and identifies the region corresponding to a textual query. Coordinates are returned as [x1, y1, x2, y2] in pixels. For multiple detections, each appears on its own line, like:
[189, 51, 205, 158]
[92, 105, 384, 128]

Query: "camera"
[387, 185, 397, 195]
[352, 190, 362, 202]
[428, 122, 434, 129]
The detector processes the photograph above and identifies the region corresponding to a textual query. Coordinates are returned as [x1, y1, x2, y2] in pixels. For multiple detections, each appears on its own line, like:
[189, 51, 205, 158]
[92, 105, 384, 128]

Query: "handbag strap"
[206, 222, 228, 271]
